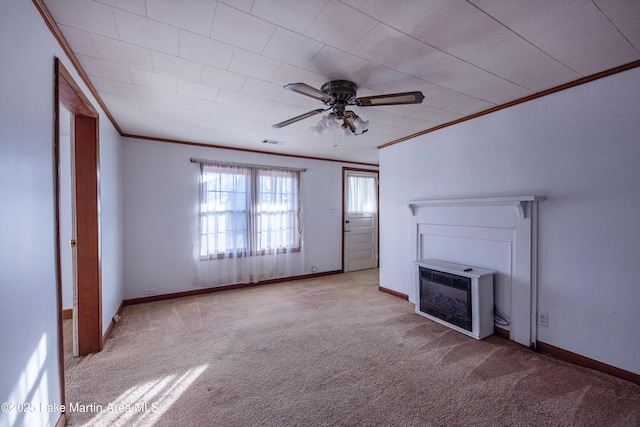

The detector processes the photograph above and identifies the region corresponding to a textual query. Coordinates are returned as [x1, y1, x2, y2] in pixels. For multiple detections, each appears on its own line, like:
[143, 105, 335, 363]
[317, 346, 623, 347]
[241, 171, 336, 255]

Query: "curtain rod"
[190, 158, 307, 172]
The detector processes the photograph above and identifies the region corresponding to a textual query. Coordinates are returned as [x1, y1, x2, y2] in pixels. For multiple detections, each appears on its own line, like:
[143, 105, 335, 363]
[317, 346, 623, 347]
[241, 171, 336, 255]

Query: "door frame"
[54, 58, 102, 405]
[341, 167, 380, 272]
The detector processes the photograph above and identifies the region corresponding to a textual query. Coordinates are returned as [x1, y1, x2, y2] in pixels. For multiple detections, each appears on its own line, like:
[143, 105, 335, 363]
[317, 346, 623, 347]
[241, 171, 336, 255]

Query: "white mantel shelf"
[404, 195, 545, 218]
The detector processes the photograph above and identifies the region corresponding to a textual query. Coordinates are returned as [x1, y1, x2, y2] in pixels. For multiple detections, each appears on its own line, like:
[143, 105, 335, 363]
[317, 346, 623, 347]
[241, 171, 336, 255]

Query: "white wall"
[380, 67, 640, 375]
[59, 105, 74, 310]
[121, 137, 376, 299]
[0, 3, 123, 426]
[100, 108, 124, 331]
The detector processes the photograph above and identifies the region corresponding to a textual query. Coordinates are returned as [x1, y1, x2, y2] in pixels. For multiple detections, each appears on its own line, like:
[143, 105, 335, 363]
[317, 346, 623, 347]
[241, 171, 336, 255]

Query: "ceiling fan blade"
[355, 91, 425, 107]
[284, 83, 333, 102]
[272, 109, 325, 128]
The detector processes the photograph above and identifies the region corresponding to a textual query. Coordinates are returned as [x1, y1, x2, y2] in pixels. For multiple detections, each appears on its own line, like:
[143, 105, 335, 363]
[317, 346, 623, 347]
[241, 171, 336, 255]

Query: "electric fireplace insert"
[420, 267, 472, 331]
[414, 259, 495, 340]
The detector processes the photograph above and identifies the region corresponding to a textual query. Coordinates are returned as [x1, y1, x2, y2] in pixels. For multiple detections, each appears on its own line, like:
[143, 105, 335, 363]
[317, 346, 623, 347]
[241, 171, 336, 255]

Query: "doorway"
[58, 102, 77, 356]
[54, 58, 103, 405]
[343, 168, 379, 272]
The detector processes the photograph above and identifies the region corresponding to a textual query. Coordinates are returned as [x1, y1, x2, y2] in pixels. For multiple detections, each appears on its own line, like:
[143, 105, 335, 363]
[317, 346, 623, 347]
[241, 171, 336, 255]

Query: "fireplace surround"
[405, 195, 544, 347]
[415, 259, 495, 340]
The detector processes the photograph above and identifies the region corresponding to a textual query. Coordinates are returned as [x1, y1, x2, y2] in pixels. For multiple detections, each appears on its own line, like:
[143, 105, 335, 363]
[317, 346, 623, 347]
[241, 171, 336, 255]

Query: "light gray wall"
[0, 3, 123, 426]
[380, 67, 640, 375]
[100, 109, 124, 330]
[121, 137, 376, 299]
[59, 105, 74, 310]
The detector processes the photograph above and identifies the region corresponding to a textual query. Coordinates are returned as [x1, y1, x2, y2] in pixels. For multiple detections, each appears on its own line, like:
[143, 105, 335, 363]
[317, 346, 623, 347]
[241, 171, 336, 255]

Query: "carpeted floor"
[64, 269, 640, 426]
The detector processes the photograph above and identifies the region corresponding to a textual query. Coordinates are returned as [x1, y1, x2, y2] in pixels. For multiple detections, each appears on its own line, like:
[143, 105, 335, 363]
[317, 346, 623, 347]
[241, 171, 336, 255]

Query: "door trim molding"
[54, 57, 103, 407]
[342, 167, 379, 272]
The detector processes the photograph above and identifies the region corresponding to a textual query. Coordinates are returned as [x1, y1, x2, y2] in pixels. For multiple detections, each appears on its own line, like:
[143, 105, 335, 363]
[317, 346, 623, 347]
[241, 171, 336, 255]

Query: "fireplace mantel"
[404, 195, 545, 218]
[404, 194, 544, 347]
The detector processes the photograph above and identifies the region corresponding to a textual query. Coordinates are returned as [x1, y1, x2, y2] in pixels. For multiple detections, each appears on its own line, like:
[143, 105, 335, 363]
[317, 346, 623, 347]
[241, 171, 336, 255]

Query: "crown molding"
[378, 59, 640, 150]
[123, 134, 380, 167]
[32, 0, 123, 134]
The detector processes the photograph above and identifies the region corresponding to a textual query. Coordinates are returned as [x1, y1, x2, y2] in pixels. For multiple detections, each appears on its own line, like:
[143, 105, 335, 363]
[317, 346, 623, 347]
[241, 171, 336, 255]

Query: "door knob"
[69, 239, 77, 247]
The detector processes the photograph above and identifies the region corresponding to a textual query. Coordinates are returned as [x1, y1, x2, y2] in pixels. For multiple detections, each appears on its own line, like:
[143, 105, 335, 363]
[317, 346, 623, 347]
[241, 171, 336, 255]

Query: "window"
[199, 162, 301, 259]
[346, 174, 378, 214]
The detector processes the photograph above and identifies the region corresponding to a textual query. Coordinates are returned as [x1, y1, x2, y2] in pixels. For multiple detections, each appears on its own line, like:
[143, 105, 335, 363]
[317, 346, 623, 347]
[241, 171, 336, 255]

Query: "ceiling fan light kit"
[311, 110, 369, 137]
[272, 80, 424, 137]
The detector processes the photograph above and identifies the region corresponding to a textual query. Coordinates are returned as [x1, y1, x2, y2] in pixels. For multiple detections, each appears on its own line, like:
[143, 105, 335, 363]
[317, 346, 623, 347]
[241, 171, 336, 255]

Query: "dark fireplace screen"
[419, 267, 472, 332]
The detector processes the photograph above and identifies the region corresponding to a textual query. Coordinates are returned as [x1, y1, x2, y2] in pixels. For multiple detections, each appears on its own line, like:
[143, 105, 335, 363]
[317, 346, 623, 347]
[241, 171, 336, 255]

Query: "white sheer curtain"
[347, 174, 378, 214]
[194, 161, 304, 287]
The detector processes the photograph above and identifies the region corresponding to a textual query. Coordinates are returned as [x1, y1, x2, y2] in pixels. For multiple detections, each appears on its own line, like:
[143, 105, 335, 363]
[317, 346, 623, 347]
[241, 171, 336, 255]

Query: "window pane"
[256, 170, 299, 251]
[200, 165, 249, 256]
[347, 175, 377, 214]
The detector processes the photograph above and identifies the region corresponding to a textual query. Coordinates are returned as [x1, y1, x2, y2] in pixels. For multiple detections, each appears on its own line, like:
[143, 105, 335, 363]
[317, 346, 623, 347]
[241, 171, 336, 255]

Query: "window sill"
[199, 246, 301, 261]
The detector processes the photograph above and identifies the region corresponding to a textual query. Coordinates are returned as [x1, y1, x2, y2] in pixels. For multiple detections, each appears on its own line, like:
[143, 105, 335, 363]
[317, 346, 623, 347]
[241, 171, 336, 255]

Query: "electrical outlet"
[537, 312, 549, 327]
[145, 288, 156, 296]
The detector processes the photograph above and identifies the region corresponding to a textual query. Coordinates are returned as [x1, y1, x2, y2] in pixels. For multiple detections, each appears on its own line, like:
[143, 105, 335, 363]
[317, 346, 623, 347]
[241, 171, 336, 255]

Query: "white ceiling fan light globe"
[353, 116, 367, 129]
[340, 124, 352, 138]
[354, 117, 369, 134]
[326, 115, 340, 129]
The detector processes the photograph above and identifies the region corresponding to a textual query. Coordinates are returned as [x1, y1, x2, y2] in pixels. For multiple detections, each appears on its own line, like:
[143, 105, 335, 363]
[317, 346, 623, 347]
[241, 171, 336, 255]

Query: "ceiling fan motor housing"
[321, 80, 358, 106]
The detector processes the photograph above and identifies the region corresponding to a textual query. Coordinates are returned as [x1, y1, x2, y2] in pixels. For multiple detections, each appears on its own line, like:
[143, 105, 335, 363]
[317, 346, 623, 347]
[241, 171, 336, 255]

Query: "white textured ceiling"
[43, 0, 640, 164]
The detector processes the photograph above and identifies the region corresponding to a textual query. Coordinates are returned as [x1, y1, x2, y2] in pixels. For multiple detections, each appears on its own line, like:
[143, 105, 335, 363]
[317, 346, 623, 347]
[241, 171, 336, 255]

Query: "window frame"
[199, 163, 302, 260]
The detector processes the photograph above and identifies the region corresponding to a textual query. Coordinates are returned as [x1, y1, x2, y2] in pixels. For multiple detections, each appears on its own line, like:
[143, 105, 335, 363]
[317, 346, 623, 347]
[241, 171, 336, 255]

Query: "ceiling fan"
[272, 80, 425, 136]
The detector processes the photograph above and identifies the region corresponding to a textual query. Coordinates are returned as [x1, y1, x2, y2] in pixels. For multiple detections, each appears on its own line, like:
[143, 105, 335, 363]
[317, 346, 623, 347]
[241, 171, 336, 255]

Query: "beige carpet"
[64, 269, 640, 426]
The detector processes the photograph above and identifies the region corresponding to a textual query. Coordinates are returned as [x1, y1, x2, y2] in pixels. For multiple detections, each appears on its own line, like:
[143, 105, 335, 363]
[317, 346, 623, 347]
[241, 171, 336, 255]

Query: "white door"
[343, 170, 379, 272]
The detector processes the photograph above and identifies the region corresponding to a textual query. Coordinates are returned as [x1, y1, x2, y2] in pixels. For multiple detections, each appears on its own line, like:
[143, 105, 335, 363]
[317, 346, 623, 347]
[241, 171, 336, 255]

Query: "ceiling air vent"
[262, 139, 286, 145]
